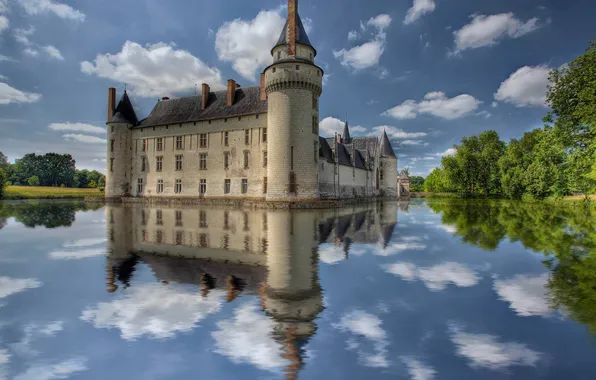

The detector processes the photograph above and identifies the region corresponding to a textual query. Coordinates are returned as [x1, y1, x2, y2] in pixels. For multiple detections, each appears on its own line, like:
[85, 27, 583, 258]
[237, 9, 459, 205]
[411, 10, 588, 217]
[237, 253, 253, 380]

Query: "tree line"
[424, 41, 596, 200]
[0, 152, 105, 197]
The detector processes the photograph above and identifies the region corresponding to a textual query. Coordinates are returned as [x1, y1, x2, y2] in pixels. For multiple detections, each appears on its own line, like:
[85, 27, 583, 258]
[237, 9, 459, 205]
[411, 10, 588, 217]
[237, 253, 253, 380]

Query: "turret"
[106, 89, 137, 199]
[342, 120, 351, 144]
[265, 0, 323, 201]
[379, 130, 398, 197]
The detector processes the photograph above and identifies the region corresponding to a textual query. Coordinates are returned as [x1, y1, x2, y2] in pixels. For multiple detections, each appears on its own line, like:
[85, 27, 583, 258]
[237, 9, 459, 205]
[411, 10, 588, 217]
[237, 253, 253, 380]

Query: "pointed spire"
[108, 90, 138, 125]
[380, 129, 396, 158]
[274, 0, 315, 55]
[342, 120, 351, 143]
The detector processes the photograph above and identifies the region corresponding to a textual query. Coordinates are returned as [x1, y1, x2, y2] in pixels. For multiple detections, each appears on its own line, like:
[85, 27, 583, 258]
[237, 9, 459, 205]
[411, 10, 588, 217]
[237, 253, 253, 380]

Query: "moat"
[0, 199, 595, 379]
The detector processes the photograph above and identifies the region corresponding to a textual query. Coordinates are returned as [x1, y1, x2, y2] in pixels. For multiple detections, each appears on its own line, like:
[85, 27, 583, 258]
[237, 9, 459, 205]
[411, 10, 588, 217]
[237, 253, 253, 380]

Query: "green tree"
[88, 179, 97, 188]
[499, 129, 544, 199]
[409, 176, 425, 192]
[0, 168, 6, 199]
[424, 168, 453, 192]
[27, 175, 40, 186]
[0, 152, 8, 169]
[402, 167, 411, 176]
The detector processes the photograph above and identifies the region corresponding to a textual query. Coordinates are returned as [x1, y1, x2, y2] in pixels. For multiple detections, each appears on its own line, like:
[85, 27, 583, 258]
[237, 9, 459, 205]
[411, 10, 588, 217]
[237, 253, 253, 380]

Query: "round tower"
[265, 0, 323, 201]
[106, 88, 137, 199]
[379, 130, 398, 197]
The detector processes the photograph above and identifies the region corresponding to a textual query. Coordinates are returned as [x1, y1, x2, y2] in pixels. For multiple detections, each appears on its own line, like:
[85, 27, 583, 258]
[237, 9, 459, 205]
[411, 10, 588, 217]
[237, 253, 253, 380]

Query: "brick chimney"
[260, 73, 267, 101]
[227, 79, 236, 106]
[201, 83, 210, 109]
[288, 0, 297, 57]
[337, 134, 342, 144]
[107, 87, 116, 121]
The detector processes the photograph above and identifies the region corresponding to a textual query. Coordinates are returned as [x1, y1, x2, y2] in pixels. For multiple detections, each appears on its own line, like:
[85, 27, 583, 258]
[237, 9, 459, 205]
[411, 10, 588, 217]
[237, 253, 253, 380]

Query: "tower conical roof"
[343, 120, 351, 143]
[109, 91, 138, 125]
[380, 130, 396, 158]
[273, 12, 315, 53]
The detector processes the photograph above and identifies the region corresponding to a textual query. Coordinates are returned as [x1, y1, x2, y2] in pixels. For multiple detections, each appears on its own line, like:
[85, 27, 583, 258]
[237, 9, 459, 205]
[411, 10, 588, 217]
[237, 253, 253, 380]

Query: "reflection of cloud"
[319, 244, 346, 265]
[376, 236, 426, 256]
[384, 262, 479, 291]
[449, 325, 541, 369]
[49, 248, 105, 260]
[11, 321, 64, 357]
[81, 284, 224, 340]
[212, 301, 288, 372]
[0, 277, 42, 299]
[437, 224, 457, 234]
[334, 310, 390, 368]
[401, 357, 436, 380]
[493, 274, 550, 317]
[63, 238, 107, 248]
[14, 357, 88, 380]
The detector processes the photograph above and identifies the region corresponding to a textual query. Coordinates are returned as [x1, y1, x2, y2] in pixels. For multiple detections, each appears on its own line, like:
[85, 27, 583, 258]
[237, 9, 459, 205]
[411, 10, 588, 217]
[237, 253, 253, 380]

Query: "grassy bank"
[418, 192, 595, 207]
[2, 186, 104, 200]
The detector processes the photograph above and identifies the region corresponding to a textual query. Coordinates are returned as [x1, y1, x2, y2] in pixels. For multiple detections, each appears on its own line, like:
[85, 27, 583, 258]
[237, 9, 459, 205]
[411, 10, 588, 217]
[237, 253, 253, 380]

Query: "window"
[296, 65, 300, 70]
[310, 53, 313, 60]
[200, 133, 207, 148]
[175, 179, 182, 194]
[277, 51, 281, 60]
[141, 210, 147, 226]
[224, 152, 230, 169]
[199, 233, 208, 247]
[243, 151, 249, 169]
[238, 117, 242, 121]
[156, 230, 164, 244]
[156, 210, 163, 225]
[199, 210, 207, 228]
[273, 68, 276, 73]
[263, 151, 267, 167]
[176, 136, 183, 150]
[224, 179, 231, 194]
[141, 157, 146, 172]
[199, 179, 206, 195]
[224, 131, 229, 146]
[263, 177, 267, 194]
[175, 155, 183, 171]
[290, 146, 294, 170]
[110, 158, 114, 172]
[199, 153, 207, 170]
[175, 231, 184, 245]
[243, 214, 249, 232]
[312, 116, 318, 134]
[289, 172, 296, 194]
[312, 95, 318, 110]
[110, 139, 115, 152]
[380, 169, 384, 181]
[156, 156, 163, 172]
[224, 212, 230, 230]
[245, 130, 250, 145]
[137, 178, 143, 194]
[142, 139, 147, 152]
[314, 141, 318, 162]
[224, 118, 228, 123]
[241, 179, 248, 194]
[175, 210, 182, 227]
[157, 138, 163, 151]
[262, 128, 267, 142]
[157, 179, 164, 193]
[256, 114, 259, 120]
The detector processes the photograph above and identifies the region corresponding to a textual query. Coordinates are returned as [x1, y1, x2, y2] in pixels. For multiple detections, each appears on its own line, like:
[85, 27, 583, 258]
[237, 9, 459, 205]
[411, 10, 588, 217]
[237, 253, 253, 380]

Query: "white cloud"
[334, 310, 390, 368]
[401, 140, 427, 146]
[334, 14, 391, 70]
[383, 92, 481, 120]
[375, 238, 426, 256]
[81, 284, 224, 340]
[0, 276, 42, 298]
[49, 122, 105, 134]
[428, 148, 457, 157]
[437, 224, 457, 234]
[491, 101, 498, 108]
[404, 0, 436, 25]
[370, 126, 427, 139]
[43, 45, 63, 60]
[14, 26, 35, 46]
[319, 117, 366, 137]
[493, 273, 551, 317]
[212, 301, 290, 372]
[63, 238, 107, 247]
[0, 15, 8, 33]
[319, 244, 347, 265]
[23, 48, 38, 57]
[384, 262, 479, 290]
[0, 0, 8, 13]
[453, 13, 540, 54]
[62, 134, 106, 144]
[11, 321, 64, 357]
[14, 357, 88, 380]
[449, 325, 541, 369]
[81, 41, 224, 97]
[401, 357, 437, 380]
[17, 0, 85, 22]
[0, 55, 13, 62]
[49, 248, 105, 260]
[494, 65, 550, 107]
[215, 8, 286, 81]
[348, 30, 360, 41]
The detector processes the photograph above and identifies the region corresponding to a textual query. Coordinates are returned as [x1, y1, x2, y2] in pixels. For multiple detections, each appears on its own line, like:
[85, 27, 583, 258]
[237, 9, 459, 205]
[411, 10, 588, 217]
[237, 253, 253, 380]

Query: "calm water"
[1, 200, 595, 379]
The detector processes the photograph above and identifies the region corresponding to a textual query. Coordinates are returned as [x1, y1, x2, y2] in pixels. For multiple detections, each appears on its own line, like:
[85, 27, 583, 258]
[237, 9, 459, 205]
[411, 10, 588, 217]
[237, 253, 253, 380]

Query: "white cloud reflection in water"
[493, 273, 551, 317]
[384, 262, 480, 291]
[334, 310, 390, 368]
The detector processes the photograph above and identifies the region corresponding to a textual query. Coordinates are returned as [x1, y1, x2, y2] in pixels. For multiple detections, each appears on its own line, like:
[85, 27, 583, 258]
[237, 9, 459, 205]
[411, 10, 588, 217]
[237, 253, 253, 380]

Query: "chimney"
[260, 73, 267, 101]
[108, 88, 116, 122]
[288, 0, 297, 57]
[227, 79, 236, 106]
[201, 83, 210, 109]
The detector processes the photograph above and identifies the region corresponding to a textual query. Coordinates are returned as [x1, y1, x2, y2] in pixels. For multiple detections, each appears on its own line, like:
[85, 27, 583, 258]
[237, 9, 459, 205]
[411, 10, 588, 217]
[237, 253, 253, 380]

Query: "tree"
[424, 168, 453, 192]
[0, 152, 8, 169]
[499, 129, 544, 199]
[0, 168, 5, 199]
[88, 180, 97, 188]
[402, 167, 410, 176]
[27, 175, 40, 186]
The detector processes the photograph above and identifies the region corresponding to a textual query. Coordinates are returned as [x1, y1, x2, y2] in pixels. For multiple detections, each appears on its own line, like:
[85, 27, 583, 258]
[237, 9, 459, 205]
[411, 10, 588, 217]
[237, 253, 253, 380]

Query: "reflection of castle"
[106, 203, 398, 378]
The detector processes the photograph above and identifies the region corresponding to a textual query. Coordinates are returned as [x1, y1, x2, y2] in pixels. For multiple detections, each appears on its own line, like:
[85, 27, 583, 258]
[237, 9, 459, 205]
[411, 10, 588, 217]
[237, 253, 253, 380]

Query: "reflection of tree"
[430, 200, 596, 332]
[0, 201, 102, 229]
[0, 217, 6, 230]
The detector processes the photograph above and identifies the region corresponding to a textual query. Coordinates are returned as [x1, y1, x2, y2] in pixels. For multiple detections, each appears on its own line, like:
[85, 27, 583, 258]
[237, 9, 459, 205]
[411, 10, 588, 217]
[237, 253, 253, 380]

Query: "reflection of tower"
[261, 211, 323, 380]
[105, 206, 136, 292]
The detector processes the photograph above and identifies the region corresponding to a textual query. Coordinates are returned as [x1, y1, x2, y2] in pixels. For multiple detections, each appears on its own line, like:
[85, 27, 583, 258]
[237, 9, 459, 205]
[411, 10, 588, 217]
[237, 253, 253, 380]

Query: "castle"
[105, 0, 398, 202]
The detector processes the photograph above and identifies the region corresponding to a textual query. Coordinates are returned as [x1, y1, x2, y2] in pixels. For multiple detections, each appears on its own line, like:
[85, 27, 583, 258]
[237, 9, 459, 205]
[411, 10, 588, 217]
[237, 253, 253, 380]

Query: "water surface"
[0, 199, 595, 379]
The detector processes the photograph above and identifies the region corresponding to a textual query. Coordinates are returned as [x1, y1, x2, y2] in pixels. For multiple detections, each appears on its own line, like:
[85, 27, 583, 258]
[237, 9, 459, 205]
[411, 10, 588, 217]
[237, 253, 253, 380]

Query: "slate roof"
[136, 86, 267, 128]
[337, 143, 352, 166]
[352, 137, 379, 156]
[380, 130, 397, 158]
[342, 121, 351, 143]
[274, 13, 315, 54]
[109, 91, 138, 125]
[354, 150, 366, 170]
[319, 137, 334, 162]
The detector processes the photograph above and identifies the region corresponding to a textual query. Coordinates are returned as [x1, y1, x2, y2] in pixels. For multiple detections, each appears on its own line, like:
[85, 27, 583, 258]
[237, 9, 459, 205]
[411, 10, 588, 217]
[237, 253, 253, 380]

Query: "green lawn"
[3, 186, 104, 200]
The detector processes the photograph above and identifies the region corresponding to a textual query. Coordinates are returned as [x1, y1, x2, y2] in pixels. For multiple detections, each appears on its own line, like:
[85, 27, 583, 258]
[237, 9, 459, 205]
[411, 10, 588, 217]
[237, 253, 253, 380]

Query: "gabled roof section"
[352, 137, 378, 155]
[337, 144, 352, 166]
[319, 137, 334, 162]
[274, 13, 315, 52]
[380, 130, 397, 158]
[109, 91, 138, 125]
[354, 150, 366, 170]
[136, 86, 267, 128]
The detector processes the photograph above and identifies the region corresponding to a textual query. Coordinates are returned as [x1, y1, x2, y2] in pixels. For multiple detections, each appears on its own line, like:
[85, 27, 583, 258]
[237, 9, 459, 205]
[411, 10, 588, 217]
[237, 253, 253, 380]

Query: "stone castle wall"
[106, 122, 133, 198]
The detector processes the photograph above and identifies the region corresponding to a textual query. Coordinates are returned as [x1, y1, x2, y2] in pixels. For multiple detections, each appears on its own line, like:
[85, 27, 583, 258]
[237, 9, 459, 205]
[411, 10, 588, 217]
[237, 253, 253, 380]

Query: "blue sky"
[0, 0, 594, 175]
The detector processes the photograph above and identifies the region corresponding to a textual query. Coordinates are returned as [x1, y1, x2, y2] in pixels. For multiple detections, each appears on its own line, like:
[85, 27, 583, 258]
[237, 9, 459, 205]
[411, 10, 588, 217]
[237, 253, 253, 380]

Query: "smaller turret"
[342, 120, 351, 144]
[379, 130, 398, 197]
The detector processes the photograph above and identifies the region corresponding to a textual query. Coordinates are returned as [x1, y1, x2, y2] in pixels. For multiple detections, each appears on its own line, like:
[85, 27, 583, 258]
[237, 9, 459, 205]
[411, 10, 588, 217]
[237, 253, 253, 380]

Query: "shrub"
[0, 168, 5, 198]
[27, 175, 40, 186]
[98, 187, 105, 192]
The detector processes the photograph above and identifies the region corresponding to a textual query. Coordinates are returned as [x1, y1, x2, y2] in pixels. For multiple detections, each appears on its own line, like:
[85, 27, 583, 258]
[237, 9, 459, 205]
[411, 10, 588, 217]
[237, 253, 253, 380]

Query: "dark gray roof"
[354, 150, 366, 170]
[352, 137, 378, 155]
[319, 137, 334, 162]
[109, 91, 138, 125]
[380, 130, 397, 158]
[274, 13, 315, 53]
[337, 144, 352, 166]
[136, 86, 267, 128]
[342, 121, 351, 143]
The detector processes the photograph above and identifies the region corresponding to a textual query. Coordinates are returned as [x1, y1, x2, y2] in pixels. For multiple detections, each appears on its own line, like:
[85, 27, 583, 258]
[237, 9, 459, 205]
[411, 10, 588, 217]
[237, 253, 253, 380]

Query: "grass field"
[2, 186, 104, 200]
